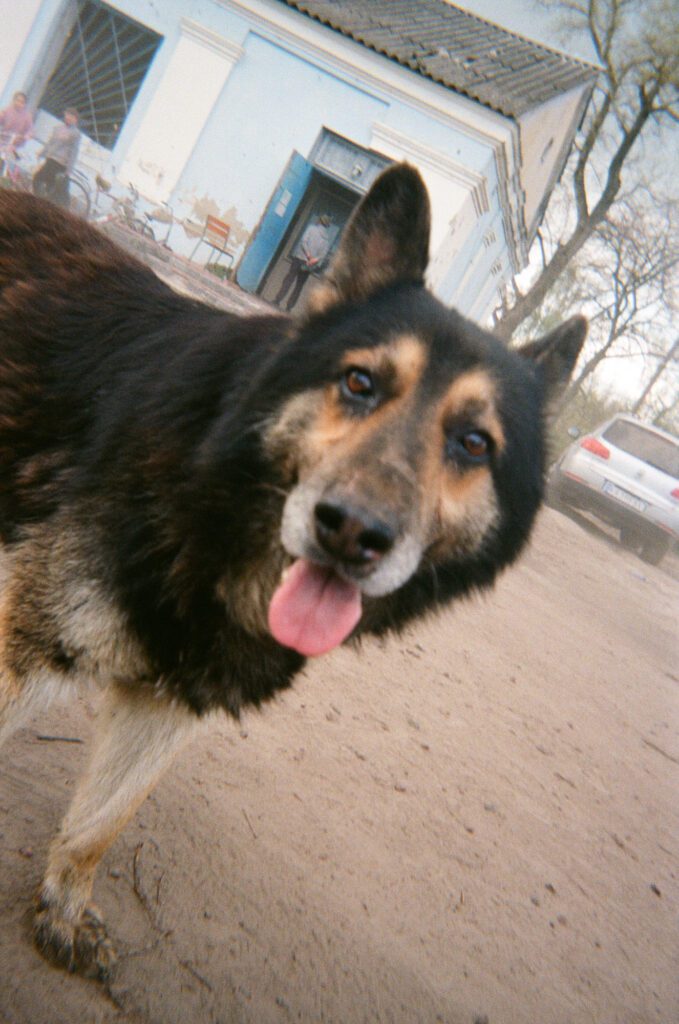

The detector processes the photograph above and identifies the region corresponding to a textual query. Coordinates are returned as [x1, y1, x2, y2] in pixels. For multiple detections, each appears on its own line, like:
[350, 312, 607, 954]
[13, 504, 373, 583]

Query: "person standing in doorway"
[275, 213, 332, 312]
[33, 107, 81, 209]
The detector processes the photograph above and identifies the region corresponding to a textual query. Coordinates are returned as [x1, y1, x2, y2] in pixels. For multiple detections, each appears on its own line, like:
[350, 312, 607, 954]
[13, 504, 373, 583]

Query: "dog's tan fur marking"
[303, 335, 427, 462]
[263, 336, 428, 494]
[267, 342, 503, 570]
[0, 529, 197, 975]
[440, 369, 506, 453]
[2, 516, 147, 685]
[262, 389, 326, 484]
[33, 684, 200, 976]
[431, 468, 499, 558]
[339, 335, 427, 394]
[305, 280, 336, 316]
[409, 370, 504, 558]
[216, 534, 287, 638]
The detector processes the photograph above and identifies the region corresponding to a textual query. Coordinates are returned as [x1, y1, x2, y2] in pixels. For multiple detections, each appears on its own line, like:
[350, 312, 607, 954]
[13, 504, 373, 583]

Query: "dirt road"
[0, 508, 677, 1024]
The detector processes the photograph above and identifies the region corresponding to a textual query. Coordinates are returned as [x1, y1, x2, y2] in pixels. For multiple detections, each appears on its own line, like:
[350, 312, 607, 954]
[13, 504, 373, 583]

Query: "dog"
[0, 163, 585, 979]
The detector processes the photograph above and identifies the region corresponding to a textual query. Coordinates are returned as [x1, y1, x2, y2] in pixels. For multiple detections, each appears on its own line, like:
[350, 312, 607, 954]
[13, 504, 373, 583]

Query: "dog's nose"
[314, 500, 395, 567]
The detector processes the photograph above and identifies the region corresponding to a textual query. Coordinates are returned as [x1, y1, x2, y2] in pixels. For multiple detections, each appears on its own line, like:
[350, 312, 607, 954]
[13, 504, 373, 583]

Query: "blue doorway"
[236, 151, 313, 293]
[237, 132, 392, 303]
[258, 170, 357, 310]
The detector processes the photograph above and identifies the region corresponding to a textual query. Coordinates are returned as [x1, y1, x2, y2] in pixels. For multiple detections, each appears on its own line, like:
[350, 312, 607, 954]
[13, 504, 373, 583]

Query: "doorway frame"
[236, 129, 391, 296]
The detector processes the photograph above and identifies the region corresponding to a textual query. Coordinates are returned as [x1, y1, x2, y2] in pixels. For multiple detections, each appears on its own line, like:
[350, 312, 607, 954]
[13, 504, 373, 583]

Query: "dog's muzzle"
[269, 481, 424, 656]
[314, 498, 396, 574]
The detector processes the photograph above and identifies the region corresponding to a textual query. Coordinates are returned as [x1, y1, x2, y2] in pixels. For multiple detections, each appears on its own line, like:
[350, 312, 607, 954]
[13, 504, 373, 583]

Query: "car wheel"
[619, 525, 642, 551]
[639, 534, 670, 566]
[544, 473, 565, 512]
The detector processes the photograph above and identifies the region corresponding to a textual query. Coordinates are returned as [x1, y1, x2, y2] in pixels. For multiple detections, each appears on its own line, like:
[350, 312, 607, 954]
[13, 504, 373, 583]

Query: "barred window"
[39, 0, 162, 150]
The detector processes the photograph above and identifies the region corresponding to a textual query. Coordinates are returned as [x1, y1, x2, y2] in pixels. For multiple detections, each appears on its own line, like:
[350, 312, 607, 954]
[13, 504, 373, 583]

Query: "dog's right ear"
[518, 315, 588, 409]
[307, 163, 431, 314]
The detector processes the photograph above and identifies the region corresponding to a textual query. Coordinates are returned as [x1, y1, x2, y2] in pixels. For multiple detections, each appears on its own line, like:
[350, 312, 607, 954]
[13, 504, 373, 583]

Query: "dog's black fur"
[0, 164, 586, 977]
[0, 169, 584, 716]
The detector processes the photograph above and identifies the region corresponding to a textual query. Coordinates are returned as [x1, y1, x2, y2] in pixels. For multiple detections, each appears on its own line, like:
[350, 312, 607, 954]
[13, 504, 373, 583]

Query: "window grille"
[39, 0, 162, 150]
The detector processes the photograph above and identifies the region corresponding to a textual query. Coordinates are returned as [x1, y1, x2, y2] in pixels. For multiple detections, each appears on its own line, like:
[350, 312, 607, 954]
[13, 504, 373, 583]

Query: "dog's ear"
[517, 316, 587, 405]
[307, 163, 431, 314]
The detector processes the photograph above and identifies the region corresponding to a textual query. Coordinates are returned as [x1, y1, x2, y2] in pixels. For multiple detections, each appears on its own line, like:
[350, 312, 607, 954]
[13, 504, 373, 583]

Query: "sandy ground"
[0, 504, 676, 1024]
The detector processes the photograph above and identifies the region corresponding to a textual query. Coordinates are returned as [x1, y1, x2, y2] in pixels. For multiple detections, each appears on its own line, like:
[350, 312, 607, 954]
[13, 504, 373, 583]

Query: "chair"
[190, 215, 234, 270]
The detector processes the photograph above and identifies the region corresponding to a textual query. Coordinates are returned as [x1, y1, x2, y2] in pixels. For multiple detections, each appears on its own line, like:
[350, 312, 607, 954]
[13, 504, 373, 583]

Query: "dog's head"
[259, 165, 585, 656]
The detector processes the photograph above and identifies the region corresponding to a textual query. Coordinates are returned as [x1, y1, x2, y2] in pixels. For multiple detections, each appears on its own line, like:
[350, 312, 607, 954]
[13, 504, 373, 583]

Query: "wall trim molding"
[371, 122, 490, 216]
[216, 0, 515, 146]
[180, 17, 244, 63]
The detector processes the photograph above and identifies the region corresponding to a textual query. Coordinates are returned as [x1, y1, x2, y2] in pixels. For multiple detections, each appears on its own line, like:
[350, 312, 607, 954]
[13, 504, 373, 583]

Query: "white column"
[120, 19, 243, 202]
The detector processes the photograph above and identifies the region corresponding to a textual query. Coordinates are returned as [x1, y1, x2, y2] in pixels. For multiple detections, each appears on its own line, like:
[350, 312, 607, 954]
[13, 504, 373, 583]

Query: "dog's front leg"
[34, 682, 198, 980]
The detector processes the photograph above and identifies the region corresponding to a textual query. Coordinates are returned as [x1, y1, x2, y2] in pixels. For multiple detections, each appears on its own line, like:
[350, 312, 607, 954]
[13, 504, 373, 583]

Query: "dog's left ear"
[517, 315, 587, 404]
[308, 162, 431, 314]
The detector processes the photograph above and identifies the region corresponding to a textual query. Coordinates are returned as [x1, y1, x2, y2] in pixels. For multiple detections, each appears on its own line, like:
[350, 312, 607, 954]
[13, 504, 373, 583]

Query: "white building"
[1, 0, 596, 320]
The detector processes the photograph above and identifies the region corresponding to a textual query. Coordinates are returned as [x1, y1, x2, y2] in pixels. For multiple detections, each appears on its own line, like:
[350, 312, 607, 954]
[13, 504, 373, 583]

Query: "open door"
[237, 151, 313, 293]
[259, 173, 357, 307]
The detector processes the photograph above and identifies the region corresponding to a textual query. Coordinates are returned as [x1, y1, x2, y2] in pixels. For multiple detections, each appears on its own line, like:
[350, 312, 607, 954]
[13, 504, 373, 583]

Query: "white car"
[547, 415, 679, 564]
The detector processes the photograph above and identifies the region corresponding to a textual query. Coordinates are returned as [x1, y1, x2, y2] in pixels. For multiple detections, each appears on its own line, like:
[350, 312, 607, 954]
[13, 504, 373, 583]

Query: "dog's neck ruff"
[268, 559, 362, 657]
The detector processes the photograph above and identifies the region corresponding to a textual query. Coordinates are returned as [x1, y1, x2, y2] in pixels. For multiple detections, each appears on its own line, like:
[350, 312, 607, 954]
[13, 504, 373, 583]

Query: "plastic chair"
[190, 215, 234, 269]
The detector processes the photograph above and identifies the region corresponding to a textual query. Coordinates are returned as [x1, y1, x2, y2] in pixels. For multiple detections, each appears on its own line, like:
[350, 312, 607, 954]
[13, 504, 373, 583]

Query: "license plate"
[602, 480, 647, 512]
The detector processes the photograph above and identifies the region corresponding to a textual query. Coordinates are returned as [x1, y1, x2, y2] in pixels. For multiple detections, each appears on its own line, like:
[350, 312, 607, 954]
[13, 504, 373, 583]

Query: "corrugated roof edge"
[279, 0, 599, 119]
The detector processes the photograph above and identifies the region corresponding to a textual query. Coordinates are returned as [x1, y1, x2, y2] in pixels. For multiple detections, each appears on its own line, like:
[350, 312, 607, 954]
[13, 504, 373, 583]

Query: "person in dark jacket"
[33, 107, 81, 209]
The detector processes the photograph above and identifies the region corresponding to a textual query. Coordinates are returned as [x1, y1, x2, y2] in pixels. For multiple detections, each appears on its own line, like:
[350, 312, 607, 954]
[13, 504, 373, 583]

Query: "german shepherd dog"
[0, 164, 585, 979]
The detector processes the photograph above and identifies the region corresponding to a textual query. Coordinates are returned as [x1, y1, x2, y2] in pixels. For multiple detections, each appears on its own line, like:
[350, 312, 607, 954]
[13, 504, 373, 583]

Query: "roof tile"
[278, 0, 597, 117]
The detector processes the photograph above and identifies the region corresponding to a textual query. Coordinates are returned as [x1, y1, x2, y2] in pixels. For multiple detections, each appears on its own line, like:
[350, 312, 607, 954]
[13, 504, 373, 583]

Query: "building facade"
[1, 0, 595, 321]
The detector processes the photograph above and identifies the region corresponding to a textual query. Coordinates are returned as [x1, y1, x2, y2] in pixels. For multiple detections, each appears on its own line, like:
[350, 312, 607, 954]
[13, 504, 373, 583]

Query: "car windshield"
[603, 420, 679, 478]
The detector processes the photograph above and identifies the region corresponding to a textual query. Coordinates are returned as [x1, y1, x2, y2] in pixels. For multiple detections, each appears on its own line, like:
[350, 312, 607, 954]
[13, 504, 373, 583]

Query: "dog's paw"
[34, 899, 116, 981]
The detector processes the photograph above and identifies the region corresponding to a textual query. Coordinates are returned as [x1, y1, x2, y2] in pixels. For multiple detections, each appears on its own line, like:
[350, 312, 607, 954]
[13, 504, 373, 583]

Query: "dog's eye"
[446, 429, 493, 466]
[341, 367, 376, 403]
[462, 431, 489, 459]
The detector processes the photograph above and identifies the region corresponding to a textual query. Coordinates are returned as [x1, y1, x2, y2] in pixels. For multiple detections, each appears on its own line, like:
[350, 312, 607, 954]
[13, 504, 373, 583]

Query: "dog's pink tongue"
[268, 559, 362, 657]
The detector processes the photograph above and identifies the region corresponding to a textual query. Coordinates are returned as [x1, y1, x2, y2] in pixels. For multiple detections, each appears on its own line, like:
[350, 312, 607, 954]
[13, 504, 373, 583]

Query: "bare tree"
[550, 382, 630, 455]
[631, 335, 679, 429]
[494, 0, 679, 342]
[555, 199, 679, 406]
